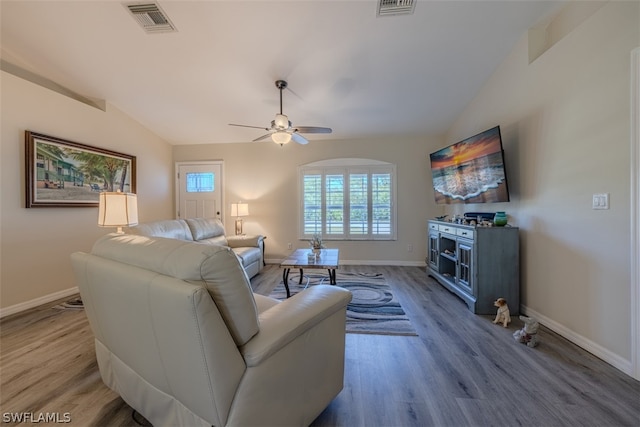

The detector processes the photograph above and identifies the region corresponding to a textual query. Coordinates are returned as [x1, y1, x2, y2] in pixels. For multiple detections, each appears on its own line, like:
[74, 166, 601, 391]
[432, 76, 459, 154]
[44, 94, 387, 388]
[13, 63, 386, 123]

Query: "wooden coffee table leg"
[282, 268, 291, 298]
[299, 268, 304, 284]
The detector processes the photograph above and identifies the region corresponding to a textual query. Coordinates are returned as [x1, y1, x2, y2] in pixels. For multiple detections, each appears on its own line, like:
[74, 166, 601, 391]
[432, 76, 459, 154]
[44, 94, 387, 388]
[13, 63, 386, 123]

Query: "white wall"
[0, 71, 174, 314]
[445, 1, 639, 374]
[173, 135, 443, 264]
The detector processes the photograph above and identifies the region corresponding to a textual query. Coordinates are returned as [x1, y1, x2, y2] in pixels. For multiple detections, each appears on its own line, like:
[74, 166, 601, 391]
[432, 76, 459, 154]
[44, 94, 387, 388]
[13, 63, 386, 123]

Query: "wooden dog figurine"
[492, 297, 511, 327]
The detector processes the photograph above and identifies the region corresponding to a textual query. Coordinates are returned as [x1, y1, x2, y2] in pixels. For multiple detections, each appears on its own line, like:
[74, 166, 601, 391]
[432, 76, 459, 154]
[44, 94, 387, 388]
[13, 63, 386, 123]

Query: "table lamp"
[98, 191, 138, 234]
[230, 202, 249, 235]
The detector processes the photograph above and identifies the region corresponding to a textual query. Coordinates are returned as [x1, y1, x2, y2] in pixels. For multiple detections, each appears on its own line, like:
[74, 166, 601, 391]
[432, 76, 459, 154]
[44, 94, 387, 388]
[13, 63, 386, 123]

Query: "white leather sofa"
[71, 234, 352, 427]
[129, 217, 264, 278]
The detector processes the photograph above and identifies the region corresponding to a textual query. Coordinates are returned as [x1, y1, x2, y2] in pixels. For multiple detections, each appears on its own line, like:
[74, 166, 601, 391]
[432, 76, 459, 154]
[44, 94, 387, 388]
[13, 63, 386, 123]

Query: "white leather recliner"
[71, 234, 352, 427]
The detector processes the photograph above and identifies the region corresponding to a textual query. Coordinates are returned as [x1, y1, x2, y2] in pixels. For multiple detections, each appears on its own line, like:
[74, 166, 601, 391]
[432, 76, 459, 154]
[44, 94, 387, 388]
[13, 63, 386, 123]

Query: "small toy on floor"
[492, 297, 511, 327]
[513, 316, 540, 348]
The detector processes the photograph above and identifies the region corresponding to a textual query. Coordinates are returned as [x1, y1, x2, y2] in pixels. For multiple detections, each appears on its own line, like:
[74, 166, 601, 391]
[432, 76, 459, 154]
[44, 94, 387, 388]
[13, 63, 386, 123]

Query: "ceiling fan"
[229, 80, 332, 145]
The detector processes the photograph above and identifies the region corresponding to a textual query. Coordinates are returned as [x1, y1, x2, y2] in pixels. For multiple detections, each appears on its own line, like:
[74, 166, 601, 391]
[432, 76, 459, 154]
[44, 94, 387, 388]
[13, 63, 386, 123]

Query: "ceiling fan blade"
[229, 123, 269, 130]
[252, 133, 273, 142]
[291, 132, 309, 145]
[294, 126, 332, 134]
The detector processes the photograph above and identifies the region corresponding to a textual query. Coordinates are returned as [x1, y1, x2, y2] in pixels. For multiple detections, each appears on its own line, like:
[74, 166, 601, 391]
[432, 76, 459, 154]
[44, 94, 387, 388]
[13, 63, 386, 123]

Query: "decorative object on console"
[492, 297, 511, 327]
[513, 316, 540, 348]
[464, 212, 496, 223]
[98, 191, 138, 234]
[231, 202, 249, 235]
[493, 211, 508, 226]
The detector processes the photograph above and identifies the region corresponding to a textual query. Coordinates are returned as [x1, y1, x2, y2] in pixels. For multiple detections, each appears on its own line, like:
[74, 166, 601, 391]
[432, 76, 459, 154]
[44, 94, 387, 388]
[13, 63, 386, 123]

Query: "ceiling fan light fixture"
[272, 131, 292, 145]
[275, 114, 289, 129]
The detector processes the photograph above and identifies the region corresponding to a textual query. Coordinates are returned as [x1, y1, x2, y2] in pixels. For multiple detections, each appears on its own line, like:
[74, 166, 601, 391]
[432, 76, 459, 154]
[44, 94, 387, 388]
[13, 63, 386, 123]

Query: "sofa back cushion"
[128, 219, 194, 241]
[185, 218, 228, 246]
[90, 233, 259, 346]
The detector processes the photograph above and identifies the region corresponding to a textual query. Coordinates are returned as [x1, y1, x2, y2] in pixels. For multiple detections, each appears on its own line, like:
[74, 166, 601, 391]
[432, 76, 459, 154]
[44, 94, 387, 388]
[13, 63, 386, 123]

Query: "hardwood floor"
[2, 265, 639, 426]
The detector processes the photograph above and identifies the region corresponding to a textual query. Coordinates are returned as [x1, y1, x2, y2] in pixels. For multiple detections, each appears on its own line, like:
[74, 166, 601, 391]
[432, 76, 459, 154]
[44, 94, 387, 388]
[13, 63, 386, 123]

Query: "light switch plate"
[592, 193, 609, 210]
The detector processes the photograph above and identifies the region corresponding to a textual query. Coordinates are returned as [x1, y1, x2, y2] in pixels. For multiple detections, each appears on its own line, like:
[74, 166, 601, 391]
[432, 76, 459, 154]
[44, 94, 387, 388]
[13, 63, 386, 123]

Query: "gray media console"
[427, 220, 520, 315]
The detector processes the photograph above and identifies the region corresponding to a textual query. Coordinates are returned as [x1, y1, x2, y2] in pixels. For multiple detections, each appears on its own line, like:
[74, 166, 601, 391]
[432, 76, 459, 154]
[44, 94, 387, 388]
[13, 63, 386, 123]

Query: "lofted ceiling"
[1, 0, 564, 145]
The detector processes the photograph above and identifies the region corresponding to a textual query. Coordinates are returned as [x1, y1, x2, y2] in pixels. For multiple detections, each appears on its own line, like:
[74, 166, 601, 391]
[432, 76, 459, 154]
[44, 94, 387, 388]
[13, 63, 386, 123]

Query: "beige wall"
[174, 135, 443, 264]
[0, 71, 174, 314]
[445, 2, 639, 372]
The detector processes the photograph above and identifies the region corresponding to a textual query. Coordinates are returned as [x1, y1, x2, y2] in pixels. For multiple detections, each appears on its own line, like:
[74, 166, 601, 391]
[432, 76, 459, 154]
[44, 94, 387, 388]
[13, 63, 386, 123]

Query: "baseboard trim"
[0, 287, 79, 319]
[522, 304, 633, 376]
[264, 258, 426, 267]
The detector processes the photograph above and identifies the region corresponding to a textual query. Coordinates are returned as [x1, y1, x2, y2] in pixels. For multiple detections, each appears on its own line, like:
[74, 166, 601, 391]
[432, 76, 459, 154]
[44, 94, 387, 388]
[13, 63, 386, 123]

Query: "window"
[186, 172, 214, 193]
[299, 159, 396, 240]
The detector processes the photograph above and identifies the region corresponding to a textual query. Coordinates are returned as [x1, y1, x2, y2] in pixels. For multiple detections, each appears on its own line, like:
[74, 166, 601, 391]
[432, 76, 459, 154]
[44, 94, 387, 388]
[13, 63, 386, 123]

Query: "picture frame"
[25, 131, 136, 208]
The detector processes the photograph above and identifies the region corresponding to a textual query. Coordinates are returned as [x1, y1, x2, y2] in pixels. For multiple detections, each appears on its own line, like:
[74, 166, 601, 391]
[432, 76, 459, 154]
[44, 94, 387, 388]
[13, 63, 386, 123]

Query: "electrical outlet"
[407, 244, 413, 252]
[287, 242, 292, 249]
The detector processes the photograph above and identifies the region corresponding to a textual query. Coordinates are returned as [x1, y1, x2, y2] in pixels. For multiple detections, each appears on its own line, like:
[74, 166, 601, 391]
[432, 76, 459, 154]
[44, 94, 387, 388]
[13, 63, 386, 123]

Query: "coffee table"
[280, 248, 340, 298]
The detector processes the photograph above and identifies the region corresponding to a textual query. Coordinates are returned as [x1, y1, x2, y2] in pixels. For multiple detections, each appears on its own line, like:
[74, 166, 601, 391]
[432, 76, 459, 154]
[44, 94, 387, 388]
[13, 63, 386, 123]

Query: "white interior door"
[175, 161, 223, 220]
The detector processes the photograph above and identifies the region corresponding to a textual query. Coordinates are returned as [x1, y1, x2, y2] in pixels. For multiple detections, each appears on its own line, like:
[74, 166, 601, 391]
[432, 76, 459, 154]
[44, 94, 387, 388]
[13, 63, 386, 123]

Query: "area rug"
[52, 297, 84, 310]
[269, 272, 417, 336]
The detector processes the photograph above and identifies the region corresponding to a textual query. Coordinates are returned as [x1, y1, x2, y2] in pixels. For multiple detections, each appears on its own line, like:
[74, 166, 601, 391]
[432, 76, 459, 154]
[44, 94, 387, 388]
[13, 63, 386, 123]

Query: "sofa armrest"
[240, 285, 351, 367]
[227, 234, 263, 249]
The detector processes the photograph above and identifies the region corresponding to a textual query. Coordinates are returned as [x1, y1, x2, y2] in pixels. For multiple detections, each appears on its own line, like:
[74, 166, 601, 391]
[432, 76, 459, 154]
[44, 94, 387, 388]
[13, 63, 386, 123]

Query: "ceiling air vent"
[124, 2, 177, 34]
[377, 0, 416, 17]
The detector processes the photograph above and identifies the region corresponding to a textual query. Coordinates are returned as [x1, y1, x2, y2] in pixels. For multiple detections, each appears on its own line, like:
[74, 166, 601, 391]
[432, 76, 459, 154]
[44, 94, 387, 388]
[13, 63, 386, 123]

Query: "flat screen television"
[429, 126, 510, 204]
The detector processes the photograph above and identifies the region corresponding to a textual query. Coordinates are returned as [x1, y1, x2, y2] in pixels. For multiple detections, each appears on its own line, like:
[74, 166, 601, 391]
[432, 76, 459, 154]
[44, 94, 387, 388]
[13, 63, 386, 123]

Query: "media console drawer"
[456, 228, 474, 239]
[438, 224, 455, 235]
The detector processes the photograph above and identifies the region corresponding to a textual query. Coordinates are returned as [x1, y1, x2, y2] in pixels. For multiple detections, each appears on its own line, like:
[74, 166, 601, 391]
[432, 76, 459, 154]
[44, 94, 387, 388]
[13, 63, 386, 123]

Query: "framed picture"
[25, 131, 136, 208]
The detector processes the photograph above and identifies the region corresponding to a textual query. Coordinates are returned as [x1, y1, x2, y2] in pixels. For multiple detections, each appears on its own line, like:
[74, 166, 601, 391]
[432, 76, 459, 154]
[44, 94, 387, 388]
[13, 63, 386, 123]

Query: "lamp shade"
[98, 192, 138, 231]
[231, 202, 249, 217]
[271, 131, 291, 145]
